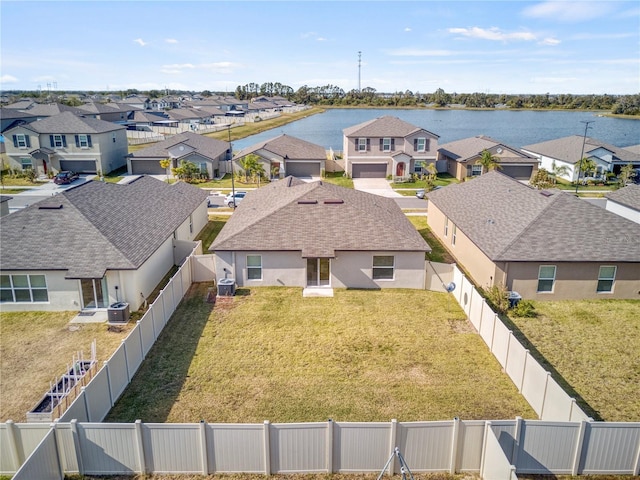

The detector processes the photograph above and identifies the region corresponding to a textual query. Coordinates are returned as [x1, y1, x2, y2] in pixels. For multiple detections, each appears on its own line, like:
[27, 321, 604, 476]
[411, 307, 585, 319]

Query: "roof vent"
[297, 199, 318, 205]
[540, 191, 554, 197]
[39, 202, 63, 210]
[323, 199, 344, 204]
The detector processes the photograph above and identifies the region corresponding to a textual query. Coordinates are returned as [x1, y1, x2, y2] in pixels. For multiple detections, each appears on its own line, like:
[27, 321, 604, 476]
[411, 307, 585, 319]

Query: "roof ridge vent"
[297, 199, 318, 205]
[39, 202, 63, 209]
[323, 199, 344, 204]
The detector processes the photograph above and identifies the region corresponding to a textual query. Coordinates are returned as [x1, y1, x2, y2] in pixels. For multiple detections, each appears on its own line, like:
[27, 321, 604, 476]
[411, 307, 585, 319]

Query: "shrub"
[512, 300, 537, 318]
[484, 284, 509, 314]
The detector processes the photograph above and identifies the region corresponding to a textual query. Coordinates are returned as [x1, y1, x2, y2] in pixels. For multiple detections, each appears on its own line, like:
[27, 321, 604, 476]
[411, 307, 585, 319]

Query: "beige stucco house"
[427, 171, 640, 300]
[210, 176, 431, 292]
[3, 111, 128, 175]
[342, 116, 439, 179]
[0, 176, 208, 312]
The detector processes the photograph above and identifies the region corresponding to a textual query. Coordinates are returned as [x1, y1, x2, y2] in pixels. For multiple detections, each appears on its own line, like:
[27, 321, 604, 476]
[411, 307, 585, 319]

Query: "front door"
[80, 277, 108, 309]
[306, 258, 330, 287]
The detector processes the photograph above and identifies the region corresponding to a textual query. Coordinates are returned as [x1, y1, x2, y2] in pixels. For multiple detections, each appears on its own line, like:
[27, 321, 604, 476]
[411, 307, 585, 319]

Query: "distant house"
[3, 111, 128, 175]
[233, 134, 327, 179]
[126, 131, 230, 177]
[437, 135, 539, 182]
[76, 102, 138, 124]
[522, 136, 640, 182]
[426, 171, 640, 300]
[0, 107, 39, 133]
[605, 185, 640, 224]
[0, 176, 208, 312]
[210, 177, 430, 292]
[342, 116, 439, 179]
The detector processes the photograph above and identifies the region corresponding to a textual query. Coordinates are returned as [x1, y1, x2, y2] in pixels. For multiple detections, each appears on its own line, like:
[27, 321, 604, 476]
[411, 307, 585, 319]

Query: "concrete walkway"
[352, 178, 403, 198]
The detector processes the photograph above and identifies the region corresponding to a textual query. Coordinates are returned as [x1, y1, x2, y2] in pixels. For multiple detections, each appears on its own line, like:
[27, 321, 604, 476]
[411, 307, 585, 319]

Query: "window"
[13, 134, 30, 149]
[597, 266, 616, 293]
[471, 165, 483, 176]
[20, 158, 33, 170]
[444, 218, 449, 237]
[75, 134, 92, 148]
[537, 265, 556, 293]
[357, 138, 367, 152]
[451, 224, 457, 246]
[372, 255, 394, 280]
[413, 161, 425, 174]
[382, 138, 392, 152]
[1, 274, 48, 303]
[50, 134, 67, 148]
[247, 255, 262, 280]
[415, 138, 427, 152]
[199, 162, 208, 174]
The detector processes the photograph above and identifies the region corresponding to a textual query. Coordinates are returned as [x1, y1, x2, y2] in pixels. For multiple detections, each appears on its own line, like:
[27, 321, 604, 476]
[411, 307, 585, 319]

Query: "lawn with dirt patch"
[0, 311, 133, 422]
[508, 300, 640, 422]
[107, 285, 535, 423]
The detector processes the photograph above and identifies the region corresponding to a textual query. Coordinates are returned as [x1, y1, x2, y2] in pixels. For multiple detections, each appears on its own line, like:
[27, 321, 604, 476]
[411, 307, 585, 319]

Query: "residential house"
[437, 135, 539, 182]
[119, 95, 150, 111]
[76, 102, 138, 124]
[210, 177, 431, 292]
[3, 111, 128, 175]
[426, 171, 640, 300]
[3, 102, 88, 119]
[126, 131, 230, 177]
[605, 185, 640, 224]
[0, 107, 39, 133]
[342, 116, 439, 179]
[0, 176, 208, 312]
[521, 136, 640, 182]
[164, 107, 214, 126]
[126, 110, 178, 131]
[233, 134, 327, 179]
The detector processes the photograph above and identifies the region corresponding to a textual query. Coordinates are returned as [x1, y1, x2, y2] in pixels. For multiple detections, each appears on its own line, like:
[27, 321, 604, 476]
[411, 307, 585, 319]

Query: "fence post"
[81, 386, 91, 422]
[388, 419, 397, 476]
[137, 320, 144, 357]
[539, 372, 551, 419]
[519, 350, 530, 392]
[5, 420, 22, 470]
[263, 420, 271, 476]
[122, 339, 130, 383]
[134, 419, 146, 474]
[149, 305, 157, 340]
[450, 417, 460, 474]
[199, 420, 208, 475]
[632, 427, 640, 475]
[511, 417, 523, 465]
[503, 332, 513, 373]
[479, 421, 491, 476]
[326, 419, 333, 473]
[489, 315, 498, 351]
[70, 419, 84, 475]
[571, 420, 587, 475]
[103, 361, 114, 408]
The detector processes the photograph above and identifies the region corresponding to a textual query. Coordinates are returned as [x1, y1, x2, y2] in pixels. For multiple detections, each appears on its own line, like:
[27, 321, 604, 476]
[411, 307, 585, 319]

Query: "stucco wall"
[606, 201, 640, 224]
[0, 270, 80, 312]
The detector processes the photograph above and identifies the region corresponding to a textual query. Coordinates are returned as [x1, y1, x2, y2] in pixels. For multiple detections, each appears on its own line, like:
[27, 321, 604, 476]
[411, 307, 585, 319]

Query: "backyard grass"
[322, 171, 354, 188]
[0, 311, 133, 422]
[107, 285, 535, 423]
[408, 216, 456, 264]
[507, 300, 640, 422]
[196, 215, 230, 251]
[391, 173, 459, 189]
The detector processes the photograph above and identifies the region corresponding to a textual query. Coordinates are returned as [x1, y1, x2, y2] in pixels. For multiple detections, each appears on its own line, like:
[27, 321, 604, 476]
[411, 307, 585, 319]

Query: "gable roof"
[438, 135, 535, 162]
[233, 134, 326, 161]
[18, 111, 125, 134]
[427, 171, 640, 262]
[210, 177, 430, 257]
[343, 115, 439, 139]
[127, 131, 229, 161]
[606, 184, 640, 212]
[0, 176, 208, 278]
[522, 135, 640, 165]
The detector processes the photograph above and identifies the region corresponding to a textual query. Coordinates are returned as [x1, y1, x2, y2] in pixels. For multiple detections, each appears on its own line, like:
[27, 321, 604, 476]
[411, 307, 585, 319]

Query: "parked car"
[416, 189, 425, 199]
[224, 191, 246, 208]
[53, 171, 79, 185]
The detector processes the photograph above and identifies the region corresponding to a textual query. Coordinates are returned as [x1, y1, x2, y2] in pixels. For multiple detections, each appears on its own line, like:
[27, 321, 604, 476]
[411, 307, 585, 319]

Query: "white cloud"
[530, 76, 578, 84]
[539, 37, 561, 46]
[385, 48, 454, 57]
[317, 37, 327, 42]
[0, 74, 18, 84]
[521, 2, 613, 22]
[448, 27, 536, 42]
[161, 62, 240, 75]
[165, 38, 178, 44]
[133, 38, 148, 47]
[404, 27, 412, 32]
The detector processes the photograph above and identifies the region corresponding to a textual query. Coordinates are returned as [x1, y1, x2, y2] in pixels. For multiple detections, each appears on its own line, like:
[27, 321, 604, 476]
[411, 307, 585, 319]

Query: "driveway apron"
[352, 178, 403, 198]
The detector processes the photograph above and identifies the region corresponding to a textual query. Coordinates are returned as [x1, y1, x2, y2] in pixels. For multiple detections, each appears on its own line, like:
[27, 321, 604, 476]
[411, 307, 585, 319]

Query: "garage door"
[352, 163, 387, 178]
[286, 162, 321, 178]
[501, 165, 533, 180]
[131, 159, 166, 175]
[59, 160, 97, 173]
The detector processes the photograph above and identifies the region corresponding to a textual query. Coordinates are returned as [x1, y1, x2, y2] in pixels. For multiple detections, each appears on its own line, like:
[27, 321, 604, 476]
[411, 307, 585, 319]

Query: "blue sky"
[1, 1, 638, 95]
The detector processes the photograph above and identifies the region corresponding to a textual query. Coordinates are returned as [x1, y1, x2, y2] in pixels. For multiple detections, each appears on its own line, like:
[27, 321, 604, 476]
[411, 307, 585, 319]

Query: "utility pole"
[358, 51, 362, 93]
[574, 120, 594, 194]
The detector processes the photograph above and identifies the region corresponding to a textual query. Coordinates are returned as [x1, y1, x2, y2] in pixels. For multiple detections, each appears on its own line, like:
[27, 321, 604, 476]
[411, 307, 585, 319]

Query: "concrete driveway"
[352, 178, 403, 198]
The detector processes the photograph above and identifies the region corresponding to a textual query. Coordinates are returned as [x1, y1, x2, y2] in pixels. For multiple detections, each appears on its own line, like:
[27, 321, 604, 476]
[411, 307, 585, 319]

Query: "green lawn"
[508, 300, 640, 422]
[391, 173, 459, 189]
[195, 215, 229, 251]
[408, 216, 456, 264]
[322, 171, 354, 188]
[107, 286, 535, 423]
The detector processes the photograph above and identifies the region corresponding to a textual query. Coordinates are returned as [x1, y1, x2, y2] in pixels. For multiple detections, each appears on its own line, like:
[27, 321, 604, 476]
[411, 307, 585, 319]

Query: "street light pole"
[228, 124, 236, 209]
[574, 120, 594, 194]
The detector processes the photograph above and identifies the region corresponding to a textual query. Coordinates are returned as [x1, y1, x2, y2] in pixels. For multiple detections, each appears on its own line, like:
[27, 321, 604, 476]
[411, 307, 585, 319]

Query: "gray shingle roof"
[127, 131, 229, 160]
[606, 184, 640, 212]
[427, 171, 640, 262]
[0, 176, 208, 278]
[343, 115, 439, 139]
[522, 135, 640, 165]
[210, 177, 430, 257]
[234, 134, 326, 161]
[21, 111, 125, 134]
[438, 135, 535, 162]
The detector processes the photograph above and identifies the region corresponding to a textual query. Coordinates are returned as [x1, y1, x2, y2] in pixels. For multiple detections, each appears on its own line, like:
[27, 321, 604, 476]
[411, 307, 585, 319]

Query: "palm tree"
[475, 149, 502, 174]
[550, 160, 570, 184]
[576, 157, 597, 184]
[238, 154, 261, 183]
[159, 158, 172, 182]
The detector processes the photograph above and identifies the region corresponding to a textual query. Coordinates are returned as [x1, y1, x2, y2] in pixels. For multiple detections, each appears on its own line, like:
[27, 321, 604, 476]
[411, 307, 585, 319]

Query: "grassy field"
[0, 311, 133, 422]
[107, 286, 535, 423]
[508, 300, 640, 422]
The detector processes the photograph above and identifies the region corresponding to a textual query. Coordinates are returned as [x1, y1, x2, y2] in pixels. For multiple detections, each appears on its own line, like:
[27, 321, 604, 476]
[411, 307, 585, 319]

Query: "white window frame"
[16, 134, 28, 148]
[416, 137, 426, 152]
[451, 224, 457, 246]
[372, 255, 394, 280]
[444, 218, 449, 238]
[357, 138, 367, 152]
[0, 274, 49, 303]
[247, 255, 263, 280]
[382, 138, 392, 152]
[413, 161, 425, 174]
[20, 158, 33, 170]
[471, 164, 483, 176]
[78, 134, 90, 148]
[52, 134, 64, 148]
[597, 265, 616, 293]
[537, 265, 556, 293]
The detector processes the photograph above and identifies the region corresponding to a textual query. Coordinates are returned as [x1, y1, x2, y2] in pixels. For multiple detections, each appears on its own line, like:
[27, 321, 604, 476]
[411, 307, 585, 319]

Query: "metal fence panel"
[270, 423, 327, 473]
[458, 421, 485, 472]
[12, 428, 61, 480]
[521, 356, 548, 416]
[83, 367, 112, 422]
[491, 319, 511, 369]
[397, 421, 453, 471]
[79, 423, 138, 474]
[516, 421, 578, 474]
[138, 312, 156, 357]
[123, 326, 144, 378]
[581, 423, 640, 474]
[144, 424, 202, 473]
[208, 424, 265, 473]
[106, 344, 128, 402]
[334, 422, 390, 472]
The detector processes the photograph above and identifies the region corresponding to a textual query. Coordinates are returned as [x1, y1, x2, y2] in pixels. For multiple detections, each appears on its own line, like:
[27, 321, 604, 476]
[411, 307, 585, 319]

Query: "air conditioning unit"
[108, 302, 130, 323]
[217, 278, 236, 296]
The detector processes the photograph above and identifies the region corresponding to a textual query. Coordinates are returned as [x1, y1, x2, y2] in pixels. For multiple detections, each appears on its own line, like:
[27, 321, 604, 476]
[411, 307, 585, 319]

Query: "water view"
[233, 109, 640, 153]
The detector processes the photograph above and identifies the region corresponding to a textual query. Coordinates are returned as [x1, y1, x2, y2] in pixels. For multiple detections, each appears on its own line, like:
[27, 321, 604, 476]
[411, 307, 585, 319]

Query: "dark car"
[53, 171, 80, 185]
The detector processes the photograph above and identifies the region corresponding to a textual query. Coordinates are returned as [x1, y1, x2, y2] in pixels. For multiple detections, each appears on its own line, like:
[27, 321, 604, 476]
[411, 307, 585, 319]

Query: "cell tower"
[358, 51, 362, 92]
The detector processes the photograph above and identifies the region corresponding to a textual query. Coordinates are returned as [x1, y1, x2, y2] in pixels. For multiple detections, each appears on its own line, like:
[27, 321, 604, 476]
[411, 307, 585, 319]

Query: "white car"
[224, 191, 246, 208]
